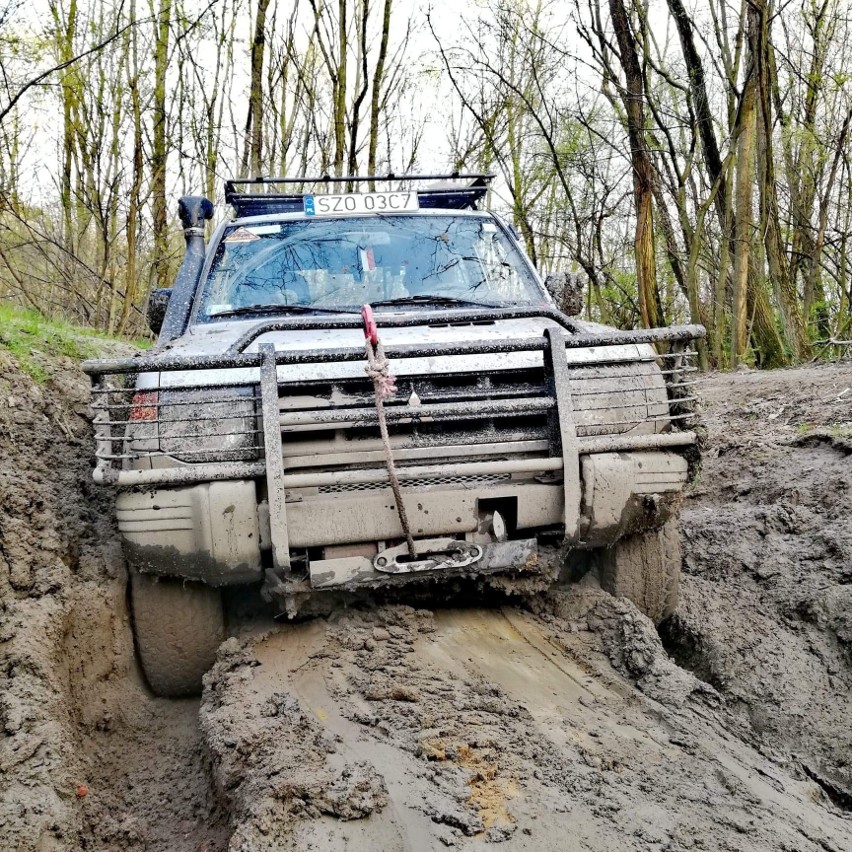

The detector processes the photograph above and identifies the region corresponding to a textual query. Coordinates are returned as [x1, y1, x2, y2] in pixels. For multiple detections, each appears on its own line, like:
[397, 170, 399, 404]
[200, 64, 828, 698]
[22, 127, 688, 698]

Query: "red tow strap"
[360, 303, 379, 346]
[360, 304, 415, 557]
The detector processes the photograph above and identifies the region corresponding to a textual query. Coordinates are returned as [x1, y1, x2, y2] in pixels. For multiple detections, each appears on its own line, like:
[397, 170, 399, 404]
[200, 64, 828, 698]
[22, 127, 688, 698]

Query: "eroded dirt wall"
[0, 351, 228, 851]
[669, 365, 852, 808]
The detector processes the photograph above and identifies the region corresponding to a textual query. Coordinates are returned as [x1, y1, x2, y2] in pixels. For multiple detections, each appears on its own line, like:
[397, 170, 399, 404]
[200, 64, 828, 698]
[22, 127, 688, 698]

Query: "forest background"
[1, 0, 851, 368]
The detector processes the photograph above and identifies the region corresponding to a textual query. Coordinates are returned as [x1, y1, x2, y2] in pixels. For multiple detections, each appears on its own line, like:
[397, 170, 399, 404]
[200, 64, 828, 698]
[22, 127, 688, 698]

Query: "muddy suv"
[83, 174, 704, 696]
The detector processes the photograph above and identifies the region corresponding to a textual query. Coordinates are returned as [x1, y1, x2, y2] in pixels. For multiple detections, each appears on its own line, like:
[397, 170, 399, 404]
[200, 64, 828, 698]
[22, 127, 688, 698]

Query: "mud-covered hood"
[161, 313, 573, 356]
[150, 313, 643, 389]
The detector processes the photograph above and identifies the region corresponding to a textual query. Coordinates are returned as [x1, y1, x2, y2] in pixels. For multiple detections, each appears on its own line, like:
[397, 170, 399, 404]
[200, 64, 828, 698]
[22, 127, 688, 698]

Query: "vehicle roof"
[224, 174, 493, 218]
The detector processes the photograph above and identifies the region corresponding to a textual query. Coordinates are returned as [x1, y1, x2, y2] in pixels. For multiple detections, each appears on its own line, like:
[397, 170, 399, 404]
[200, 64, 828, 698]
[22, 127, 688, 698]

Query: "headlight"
[158, 385, 260, 463]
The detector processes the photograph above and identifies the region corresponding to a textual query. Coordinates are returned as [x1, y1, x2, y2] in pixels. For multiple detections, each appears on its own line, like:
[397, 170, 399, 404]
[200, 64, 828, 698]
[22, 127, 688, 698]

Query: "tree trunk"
[346, 0, 370, 182]
[333, 0, 348, 175]
[368, 0, 393, 184]
[666, 0, 728, 229]
[52, 0, 79, 252]
[242, 0, 271, 177]
[754, 0, 809, 359]
[608, 0, 662, 328]
[118, 0, 142, 335]
[151, 0, 171, 290]
[806, 105, 852, 338]
[732, 45, 757, 365]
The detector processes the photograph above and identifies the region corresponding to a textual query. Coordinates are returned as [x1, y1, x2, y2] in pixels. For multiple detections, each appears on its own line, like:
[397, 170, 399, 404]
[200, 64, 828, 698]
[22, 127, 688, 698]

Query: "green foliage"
[595, 269, 640, 329]
[796, 421, 852, 439]
[0, 305, 149, 382]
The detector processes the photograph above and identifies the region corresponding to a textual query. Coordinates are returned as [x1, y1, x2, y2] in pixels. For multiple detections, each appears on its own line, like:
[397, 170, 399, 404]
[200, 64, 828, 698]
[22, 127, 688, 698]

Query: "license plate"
[304, 191, 419, 216]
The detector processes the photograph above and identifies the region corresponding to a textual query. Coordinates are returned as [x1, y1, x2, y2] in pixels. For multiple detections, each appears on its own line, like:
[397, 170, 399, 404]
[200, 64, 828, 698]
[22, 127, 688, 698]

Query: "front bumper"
[115, 449, 688, 588]
[117, 480, 262, 585]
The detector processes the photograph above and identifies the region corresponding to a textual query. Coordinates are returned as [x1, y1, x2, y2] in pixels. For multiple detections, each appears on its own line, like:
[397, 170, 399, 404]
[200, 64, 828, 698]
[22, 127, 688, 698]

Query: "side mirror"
[147, 288, 172, 335]
[544, 271, 583, 317]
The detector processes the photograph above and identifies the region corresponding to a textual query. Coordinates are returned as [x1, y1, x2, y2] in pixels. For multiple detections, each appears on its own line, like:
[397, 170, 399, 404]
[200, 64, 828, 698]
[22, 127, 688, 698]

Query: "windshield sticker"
[224, 224, 280, 242]
[224, 227, 262, 243]
[206, 304, 234, 316]
[359, 247, 376, 271]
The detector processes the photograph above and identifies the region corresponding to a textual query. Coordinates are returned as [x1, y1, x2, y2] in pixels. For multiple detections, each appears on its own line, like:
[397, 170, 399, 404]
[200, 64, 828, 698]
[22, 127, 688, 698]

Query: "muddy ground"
[1, 350, 850, 851]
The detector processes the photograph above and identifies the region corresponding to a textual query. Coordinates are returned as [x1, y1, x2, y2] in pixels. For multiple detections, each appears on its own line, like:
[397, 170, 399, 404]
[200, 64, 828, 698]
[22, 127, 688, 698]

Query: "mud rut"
[1, 349, 851, 851]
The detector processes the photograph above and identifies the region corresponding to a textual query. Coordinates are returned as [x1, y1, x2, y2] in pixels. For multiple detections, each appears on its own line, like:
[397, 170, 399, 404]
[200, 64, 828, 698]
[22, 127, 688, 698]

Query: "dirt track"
[1, 350, 851, 851]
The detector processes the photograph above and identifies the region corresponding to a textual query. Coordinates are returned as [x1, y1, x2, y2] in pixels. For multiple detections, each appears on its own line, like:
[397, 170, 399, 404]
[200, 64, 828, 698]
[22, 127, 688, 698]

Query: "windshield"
[197, 214, 545, 319]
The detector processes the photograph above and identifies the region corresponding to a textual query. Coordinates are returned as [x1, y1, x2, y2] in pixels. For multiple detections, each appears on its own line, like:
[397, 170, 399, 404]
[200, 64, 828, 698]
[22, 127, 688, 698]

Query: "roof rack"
[223, 173, 494, 218]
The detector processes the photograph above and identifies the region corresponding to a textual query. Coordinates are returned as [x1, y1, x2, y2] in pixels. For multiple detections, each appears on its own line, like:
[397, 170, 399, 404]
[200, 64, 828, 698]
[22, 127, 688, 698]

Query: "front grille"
[314, 472, 513, 494]
[277, 350, 695, 473]
[279, 368, 552, 473]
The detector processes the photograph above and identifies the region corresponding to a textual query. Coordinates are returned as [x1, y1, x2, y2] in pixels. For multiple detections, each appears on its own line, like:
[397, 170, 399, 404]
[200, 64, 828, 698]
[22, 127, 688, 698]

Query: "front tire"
[130, 572, 225, 697]
[597, 519, 681, 625]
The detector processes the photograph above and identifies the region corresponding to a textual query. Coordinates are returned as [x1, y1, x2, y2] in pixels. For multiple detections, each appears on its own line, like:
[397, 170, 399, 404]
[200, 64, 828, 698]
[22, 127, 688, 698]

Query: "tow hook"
[373, 538, 483, 574]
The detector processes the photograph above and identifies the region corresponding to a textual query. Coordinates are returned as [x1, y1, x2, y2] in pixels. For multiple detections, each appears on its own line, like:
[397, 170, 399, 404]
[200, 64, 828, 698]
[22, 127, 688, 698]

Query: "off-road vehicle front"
[84, 174, 704, 695]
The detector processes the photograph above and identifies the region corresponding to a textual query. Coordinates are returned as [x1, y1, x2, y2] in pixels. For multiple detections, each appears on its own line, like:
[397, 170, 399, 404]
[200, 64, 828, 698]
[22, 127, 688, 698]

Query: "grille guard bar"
[82, 321, 706, 376]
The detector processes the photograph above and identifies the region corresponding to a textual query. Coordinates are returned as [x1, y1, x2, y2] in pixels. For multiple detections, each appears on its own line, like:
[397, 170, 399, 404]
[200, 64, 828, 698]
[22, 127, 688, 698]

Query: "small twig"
[813, 338, 852, 347]
[810, 338, 852, 362]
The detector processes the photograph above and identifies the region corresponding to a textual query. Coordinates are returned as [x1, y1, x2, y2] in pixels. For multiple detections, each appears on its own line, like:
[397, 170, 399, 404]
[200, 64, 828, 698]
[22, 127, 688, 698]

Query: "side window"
[206, 243, 243, 305]
[474, 223, 522, 300]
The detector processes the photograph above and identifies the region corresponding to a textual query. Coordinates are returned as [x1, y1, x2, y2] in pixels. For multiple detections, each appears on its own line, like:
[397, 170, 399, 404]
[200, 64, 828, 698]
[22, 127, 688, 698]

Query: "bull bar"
[83, 313, 705, 578]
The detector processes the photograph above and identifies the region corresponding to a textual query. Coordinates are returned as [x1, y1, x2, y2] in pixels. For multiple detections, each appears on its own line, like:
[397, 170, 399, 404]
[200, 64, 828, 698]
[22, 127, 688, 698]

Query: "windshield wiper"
[208, 304, 358, 318]
[369, 295, 501, 309]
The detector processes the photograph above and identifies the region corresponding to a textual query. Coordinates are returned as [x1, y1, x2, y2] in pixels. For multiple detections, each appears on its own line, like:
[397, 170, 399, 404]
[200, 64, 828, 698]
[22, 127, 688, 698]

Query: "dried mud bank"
[0, 351, 227, 851]
[668, 363, 852, 807]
